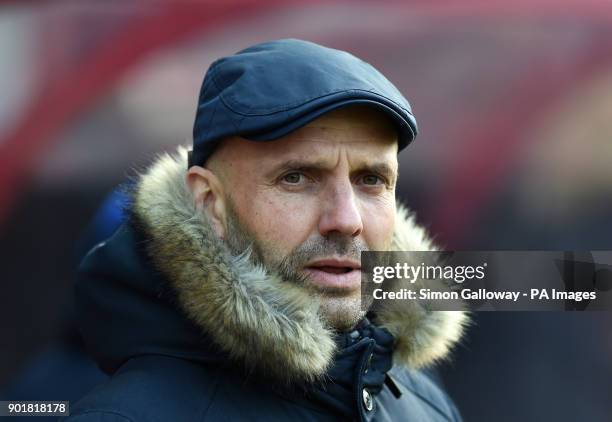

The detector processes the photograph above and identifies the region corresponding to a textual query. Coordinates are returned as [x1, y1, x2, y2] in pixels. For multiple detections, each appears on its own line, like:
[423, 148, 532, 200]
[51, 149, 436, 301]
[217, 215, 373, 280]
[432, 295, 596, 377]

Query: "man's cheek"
[251, 198, 312, 246]
[363, 210, 395, 250]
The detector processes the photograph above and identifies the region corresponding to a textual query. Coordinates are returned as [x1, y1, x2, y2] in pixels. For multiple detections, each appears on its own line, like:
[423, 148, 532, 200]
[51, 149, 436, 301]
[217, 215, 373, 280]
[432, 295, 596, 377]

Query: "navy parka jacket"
[64, 148, 467, 422]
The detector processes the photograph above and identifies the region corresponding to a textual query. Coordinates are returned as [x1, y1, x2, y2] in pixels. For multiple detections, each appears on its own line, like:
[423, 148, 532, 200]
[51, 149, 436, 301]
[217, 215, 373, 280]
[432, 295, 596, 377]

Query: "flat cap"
[190, 38, 418, 167]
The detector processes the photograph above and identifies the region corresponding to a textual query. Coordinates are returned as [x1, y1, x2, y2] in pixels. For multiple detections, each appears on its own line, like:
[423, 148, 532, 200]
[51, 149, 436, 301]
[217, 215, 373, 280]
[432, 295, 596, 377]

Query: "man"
[65, 39, 467, 421]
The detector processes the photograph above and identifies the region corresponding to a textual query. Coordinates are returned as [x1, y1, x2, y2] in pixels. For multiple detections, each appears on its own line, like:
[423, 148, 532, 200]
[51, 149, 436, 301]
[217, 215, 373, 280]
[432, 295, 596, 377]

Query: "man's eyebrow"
[264, 159, 331, 179]
[271, 159, 331, 171]
[265, 159, 398, 181]
[360, 162, 398, 182]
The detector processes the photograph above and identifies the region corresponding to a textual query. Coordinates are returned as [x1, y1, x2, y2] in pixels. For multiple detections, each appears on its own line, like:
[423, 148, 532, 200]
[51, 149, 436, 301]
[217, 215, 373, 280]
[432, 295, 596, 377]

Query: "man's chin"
[317, 294, 367, 332]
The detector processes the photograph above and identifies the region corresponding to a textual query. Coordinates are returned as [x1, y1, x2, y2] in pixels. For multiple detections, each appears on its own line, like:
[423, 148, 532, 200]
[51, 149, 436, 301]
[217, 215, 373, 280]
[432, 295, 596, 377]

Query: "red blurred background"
[1, 1, 611, 421]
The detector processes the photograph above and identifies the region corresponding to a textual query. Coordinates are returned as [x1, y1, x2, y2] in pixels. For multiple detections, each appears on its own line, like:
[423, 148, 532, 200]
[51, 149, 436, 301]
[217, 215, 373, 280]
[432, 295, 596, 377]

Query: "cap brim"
[241, 98, 416, 152]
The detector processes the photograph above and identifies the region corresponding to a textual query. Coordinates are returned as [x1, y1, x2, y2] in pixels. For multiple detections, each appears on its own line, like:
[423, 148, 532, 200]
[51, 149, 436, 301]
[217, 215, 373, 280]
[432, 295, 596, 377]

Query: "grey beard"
[222, 197, 372, 330]
[224, 197, 367, 285]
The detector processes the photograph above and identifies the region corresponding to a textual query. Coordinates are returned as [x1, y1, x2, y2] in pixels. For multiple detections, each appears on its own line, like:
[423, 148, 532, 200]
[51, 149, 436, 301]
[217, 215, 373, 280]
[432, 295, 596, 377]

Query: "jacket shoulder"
[389, 367, 462, 422]
[62, 410, 134, 422]
[65, 355, 223, 422]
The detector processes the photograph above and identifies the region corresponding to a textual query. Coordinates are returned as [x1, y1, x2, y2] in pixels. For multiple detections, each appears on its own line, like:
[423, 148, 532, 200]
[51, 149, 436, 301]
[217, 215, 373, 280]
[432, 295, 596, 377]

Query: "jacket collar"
[305, 317, 395, 418]
[132, 146, 468, 384]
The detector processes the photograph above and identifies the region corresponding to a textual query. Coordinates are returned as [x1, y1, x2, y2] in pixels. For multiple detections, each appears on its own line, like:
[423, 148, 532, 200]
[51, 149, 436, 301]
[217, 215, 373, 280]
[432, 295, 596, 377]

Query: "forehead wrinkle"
[272, 135, 397, 161]
[286, 125, 396, 144]
[211, 114, 398, 182]
[266, 142, 397, 178]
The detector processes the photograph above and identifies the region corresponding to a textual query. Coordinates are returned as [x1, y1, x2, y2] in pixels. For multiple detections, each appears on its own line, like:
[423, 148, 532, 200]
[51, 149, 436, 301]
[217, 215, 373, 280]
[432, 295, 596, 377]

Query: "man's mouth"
[303, 258, 362, 291]
[312, 266, 352, 274]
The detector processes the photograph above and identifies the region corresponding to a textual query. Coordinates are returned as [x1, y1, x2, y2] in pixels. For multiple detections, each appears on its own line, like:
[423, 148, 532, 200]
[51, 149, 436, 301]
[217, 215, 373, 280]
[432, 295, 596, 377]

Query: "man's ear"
[186, 166, 227, 239]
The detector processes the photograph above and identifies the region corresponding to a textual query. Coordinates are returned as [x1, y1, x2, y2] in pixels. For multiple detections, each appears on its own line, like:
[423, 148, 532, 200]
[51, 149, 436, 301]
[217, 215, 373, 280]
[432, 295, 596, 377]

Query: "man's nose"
[318, 182, 363, 238]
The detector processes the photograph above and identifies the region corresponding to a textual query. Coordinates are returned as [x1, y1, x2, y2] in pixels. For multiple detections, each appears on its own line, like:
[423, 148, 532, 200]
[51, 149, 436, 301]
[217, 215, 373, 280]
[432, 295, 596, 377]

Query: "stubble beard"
[222, 197, 374, 332]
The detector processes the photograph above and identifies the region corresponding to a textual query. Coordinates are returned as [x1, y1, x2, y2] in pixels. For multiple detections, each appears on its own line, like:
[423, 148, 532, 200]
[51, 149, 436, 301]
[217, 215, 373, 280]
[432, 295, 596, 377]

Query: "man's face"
[207, 106, 398, 331]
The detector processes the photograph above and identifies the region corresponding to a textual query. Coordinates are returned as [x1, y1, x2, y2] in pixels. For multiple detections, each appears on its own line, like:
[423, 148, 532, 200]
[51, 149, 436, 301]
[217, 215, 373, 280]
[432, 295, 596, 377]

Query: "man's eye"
[282, 172, 304, 184]
[362, 174, 384, 185]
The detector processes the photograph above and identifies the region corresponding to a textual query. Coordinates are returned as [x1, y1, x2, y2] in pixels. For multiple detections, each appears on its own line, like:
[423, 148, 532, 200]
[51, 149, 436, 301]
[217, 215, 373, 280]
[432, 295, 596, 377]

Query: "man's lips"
[303, 258, 362, 291]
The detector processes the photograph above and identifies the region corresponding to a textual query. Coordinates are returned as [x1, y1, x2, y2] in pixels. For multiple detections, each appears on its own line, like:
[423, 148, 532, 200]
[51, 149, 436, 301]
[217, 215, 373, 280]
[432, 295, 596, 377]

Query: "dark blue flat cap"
[190, 38, 418, 167]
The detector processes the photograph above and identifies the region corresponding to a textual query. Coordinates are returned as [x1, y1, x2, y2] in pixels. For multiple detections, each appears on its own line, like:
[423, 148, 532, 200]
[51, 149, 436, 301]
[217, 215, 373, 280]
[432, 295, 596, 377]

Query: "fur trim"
[132, 146, 468, 383]
[374, 206, 469, 368]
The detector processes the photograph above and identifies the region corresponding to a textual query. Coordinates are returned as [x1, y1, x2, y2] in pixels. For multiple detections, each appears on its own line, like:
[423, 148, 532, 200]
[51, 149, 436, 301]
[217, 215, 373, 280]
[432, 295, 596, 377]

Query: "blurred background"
[1, 1, 611, 421]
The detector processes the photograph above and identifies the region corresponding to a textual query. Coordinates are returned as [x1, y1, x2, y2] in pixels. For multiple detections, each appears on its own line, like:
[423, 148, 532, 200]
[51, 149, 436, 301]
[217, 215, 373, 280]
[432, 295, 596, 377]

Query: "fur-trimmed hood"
[125, 146, 467, 384]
